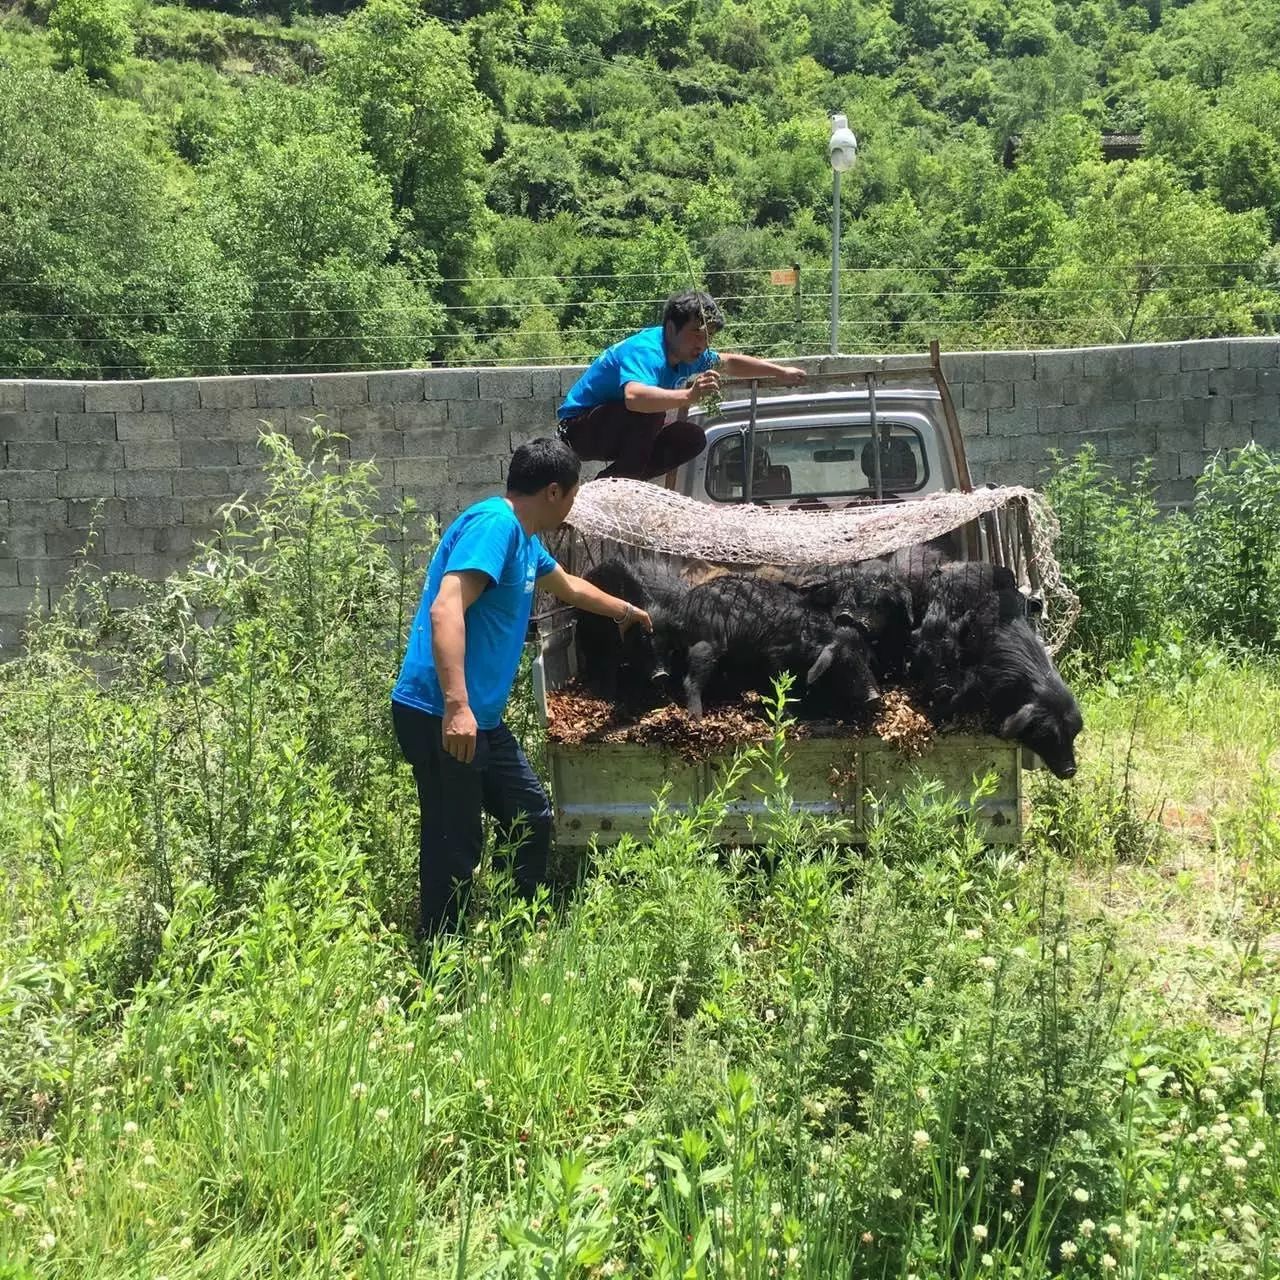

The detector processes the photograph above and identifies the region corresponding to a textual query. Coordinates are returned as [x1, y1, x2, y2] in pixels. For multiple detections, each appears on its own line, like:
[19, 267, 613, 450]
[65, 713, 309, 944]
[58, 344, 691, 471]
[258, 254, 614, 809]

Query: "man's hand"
[684, 369, 721, 404]
[776, 366, 807, 386]
[619, 606, 654, 636]
[442, 700, 478, 764]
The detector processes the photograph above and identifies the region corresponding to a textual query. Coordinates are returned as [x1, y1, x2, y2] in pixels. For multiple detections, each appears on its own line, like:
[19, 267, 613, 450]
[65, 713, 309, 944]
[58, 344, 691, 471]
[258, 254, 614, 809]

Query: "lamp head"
[829, 113, 858, 173]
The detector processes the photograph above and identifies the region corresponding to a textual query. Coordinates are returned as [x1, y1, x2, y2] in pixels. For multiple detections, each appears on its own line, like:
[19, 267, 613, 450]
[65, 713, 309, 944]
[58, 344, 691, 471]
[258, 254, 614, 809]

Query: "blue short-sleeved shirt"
[558, 326, 718, 420]
[392, 496, 558, 729]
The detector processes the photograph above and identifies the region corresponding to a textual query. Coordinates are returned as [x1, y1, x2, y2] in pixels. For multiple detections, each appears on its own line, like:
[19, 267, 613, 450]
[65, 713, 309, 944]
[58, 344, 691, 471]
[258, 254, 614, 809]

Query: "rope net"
[558, 478, 1079, 653]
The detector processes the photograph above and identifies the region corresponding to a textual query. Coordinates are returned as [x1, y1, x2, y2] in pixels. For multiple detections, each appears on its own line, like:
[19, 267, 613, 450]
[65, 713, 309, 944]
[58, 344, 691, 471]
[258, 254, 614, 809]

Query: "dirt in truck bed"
[546, 685, 983, 762]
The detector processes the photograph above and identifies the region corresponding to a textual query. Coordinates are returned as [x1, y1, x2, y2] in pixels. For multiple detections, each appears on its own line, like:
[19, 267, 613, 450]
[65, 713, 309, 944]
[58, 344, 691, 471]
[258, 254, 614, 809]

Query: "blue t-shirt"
[558, 326, 718, 419]
[392, 497, 558, 729]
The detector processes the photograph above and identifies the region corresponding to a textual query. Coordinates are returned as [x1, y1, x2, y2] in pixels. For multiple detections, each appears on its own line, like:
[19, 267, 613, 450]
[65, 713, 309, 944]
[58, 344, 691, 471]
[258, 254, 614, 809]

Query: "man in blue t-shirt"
[392, 437, 652, 939]
[557, 290, 806, 481]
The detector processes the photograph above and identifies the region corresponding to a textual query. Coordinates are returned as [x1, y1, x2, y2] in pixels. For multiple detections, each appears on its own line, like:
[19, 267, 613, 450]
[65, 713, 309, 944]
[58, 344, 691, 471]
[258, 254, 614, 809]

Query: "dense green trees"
[0, 0, 1276, 376]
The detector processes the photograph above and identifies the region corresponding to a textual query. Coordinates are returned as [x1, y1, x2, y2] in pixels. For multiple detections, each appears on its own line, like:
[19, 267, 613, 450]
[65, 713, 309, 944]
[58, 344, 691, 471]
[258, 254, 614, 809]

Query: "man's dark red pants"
[557, 402, 707, 481]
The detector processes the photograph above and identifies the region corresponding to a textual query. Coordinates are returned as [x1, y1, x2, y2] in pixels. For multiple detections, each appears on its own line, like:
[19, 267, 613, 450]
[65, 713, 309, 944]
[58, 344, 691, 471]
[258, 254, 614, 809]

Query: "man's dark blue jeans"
[392, 700, 552, 938]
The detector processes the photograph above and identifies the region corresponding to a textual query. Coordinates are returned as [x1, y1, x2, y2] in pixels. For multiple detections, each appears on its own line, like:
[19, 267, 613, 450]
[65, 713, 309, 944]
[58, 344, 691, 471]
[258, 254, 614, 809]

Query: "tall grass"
[1047, 443, 1280, 671]
[0, 436, 1276, 1277]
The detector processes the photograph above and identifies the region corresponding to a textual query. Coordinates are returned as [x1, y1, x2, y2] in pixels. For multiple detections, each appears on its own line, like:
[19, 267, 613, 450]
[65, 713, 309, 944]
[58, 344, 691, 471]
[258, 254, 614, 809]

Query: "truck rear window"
[704, 423, 929, 503]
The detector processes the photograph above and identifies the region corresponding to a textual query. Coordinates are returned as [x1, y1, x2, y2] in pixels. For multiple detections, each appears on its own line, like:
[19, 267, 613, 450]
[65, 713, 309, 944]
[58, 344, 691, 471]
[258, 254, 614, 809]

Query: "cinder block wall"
[2, 338, 1278, 651]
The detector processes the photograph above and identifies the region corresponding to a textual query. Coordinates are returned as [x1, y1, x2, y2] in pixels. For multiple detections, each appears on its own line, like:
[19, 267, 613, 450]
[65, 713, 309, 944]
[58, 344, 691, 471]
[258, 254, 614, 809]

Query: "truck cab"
[673, 383, 965, 509]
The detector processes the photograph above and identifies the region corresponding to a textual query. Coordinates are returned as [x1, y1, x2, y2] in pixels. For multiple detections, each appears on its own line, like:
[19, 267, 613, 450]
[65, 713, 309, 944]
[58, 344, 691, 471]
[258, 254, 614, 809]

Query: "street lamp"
[828, 113, 858, 355]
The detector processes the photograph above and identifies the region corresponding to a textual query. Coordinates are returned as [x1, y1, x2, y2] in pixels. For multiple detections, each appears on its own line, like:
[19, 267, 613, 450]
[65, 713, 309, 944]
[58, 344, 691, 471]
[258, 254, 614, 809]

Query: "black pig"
[936, 618, 1083, 779]
[676, 574, 882, 721]
[574, 557, 687, 701]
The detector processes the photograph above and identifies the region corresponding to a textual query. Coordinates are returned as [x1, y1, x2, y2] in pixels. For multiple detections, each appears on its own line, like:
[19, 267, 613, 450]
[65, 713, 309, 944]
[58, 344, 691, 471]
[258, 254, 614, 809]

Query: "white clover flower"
[350, 1082, 369, 1099]
[770, 1201, 782, 1218]
[977, 956, 998, 972]
[1104, 1223, 1122, 1241]
[982, 1253, 994, 1267]
[958, 1165, 971, 1180]
[1079, 1219, 1095, 1238]
[980, 1147, 994, 1159]
[912, 1129, 931, 1152]
[1101, 1253, 1117, 1270]
[964, 928, 983, 941]
[1073, 1188, 1090, 1203]
[1060, 1241, 1078, 1261]
[122, 1121, 138, 1136]
[38, 1233, 56, 1252]
[375, 1107, 390, 1123]
[626, 977, 644, 996]
[1010, 1178, 1024, 1197]
[343, 1222, 359, 1239]
[540, 993, 552, 1006]
[972, 1224, 988, 1242]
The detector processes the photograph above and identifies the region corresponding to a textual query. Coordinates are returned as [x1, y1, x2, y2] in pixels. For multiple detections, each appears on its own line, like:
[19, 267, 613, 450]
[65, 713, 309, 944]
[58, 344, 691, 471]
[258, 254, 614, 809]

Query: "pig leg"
[683, 640, 719, 721]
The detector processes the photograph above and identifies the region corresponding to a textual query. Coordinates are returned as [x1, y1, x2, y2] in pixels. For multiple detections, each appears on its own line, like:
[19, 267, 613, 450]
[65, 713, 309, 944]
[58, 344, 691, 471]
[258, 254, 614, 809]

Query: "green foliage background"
[1, 0, 1279, 376]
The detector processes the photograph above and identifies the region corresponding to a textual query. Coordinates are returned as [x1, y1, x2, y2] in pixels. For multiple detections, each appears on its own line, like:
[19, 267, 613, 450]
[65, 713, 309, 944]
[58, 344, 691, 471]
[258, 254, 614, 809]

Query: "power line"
[9, 281, 1279, 324]
[0, 263, 1266, 288]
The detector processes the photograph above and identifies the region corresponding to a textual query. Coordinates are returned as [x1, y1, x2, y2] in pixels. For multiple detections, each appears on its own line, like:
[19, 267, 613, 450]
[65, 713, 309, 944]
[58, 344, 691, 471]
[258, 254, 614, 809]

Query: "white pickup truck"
[534, 347, 1053, 849]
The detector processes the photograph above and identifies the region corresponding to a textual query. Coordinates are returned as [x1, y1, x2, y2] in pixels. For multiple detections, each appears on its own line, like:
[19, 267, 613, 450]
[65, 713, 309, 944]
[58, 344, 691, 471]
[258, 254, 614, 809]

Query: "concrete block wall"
[2, 337, 1278, 651]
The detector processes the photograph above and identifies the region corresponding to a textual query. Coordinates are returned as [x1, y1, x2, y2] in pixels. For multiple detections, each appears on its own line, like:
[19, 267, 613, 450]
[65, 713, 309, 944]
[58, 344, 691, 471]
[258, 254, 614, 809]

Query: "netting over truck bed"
[559, 478, 1079, 653]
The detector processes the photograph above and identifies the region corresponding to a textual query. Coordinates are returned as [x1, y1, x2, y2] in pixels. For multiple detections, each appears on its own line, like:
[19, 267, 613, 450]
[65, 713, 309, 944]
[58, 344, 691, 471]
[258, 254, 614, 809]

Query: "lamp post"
[828, 113, 858, 356]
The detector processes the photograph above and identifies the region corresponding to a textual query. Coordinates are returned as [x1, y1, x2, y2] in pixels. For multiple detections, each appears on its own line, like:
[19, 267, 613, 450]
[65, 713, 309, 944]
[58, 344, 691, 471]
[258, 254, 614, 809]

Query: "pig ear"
[1000, 703, 1037, 739]
[806, 643, 836, 685]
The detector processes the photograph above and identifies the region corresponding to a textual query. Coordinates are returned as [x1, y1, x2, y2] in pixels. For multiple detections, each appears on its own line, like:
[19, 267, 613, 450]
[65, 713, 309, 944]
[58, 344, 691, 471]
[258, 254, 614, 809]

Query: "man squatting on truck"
[556, 290, 808, 481]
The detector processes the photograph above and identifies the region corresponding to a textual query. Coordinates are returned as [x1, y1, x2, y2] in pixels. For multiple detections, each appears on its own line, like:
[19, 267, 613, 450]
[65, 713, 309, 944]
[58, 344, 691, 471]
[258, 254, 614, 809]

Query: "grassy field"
[0, 440, 1277, 1278]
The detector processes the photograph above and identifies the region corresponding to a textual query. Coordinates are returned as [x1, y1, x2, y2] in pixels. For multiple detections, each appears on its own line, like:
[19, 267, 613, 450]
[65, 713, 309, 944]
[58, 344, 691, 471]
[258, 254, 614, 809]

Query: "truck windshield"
[705, 423, 928, 502]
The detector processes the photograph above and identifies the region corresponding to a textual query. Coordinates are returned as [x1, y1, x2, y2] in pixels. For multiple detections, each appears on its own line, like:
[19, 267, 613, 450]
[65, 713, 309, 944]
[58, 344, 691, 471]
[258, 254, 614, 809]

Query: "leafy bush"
[1049, 443, 1280, 669]
[1181, 443, 1280, 651]
[47, 0, 134, 76]
[1046, 445, 1185, 670]
[0, 429, 433, 1134]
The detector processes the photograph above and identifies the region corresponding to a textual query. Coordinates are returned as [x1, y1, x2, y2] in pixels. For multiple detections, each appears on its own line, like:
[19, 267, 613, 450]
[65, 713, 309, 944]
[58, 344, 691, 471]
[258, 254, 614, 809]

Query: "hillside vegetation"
[1, 0, 1279, 374]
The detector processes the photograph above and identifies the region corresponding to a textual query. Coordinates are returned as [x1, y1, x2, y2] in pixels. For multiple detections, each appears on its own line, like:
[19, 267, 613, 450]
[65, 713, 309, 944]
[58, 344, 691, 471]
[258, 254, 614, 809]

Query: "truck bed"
[533, 611, 1026, 848]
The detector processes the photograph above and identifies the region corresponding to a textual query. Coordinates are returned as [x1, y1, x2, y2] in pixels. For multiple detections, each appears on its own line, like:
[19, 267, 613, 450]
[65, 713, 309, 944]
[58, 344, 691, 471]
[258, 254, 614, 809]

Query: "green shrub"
[1046, 445, 1185, 671]
[1182, 443, 1280, 652]
[47, 0, 133, 76]
[1049, 442, 1280, 671]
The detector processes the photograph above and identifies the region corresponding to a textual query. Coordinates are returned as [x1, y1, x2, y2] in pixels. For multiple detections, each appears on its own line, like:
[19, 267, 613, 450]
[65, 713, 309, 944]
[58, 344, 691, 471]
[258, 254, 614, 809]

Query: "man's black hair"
[506, 437, 581, 495]
[662, 290, 724, 336]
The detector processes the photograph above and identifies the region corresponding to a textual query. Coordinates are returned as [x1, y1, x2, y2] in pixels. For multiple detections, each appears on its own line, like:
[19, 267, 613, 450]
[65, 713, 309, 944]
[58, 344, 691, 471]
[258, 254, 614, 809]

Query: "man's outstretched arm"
[718, 353, 806, 384]
[538, 566, 653, 634]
